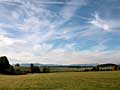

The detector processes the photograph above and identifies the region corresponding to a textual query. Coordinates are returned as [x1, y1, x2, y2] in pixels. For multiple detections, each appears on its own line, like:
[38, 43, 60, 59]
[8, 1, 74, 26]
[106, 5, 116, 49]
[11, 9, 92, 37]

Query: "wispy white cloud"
[56, 0, 88, 26]
[89, 12, 120, 32]
[61, 0, 84, 19]
[89, 13, 110, 31]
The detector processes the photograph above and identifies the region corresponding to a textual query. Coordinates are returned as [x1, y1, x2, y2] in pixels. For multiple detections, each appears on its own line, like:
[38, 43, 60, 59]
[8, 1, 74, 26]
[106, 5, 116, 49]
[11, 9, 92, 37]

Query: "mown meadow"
[0, 71, 120, 90]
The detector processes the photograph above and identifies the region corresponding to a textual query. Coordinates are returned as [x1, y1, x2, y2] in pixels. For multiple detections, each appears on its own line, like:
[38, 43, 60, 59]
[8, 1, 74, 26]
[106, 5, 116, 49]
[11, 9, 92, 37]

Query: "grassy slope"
[0, 71, 120, 90]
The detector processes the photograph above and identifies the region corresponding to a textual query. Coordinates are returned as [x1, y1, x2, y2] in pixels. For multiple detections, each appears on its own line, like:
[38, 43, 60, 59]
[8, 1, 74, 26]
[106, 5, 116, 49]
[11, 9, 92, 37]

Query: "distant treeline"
[0, 56, 50, 75]
[0, 56, 120, 75]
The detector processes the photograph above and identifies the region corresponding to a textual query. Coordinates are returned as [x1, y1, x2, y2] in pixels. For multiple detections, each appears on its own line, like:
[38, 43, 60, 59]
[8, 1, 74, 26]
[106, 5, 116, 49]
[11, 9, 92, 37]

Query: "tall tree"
[0, 56, 10, 72]
[30, 63, 34, 73]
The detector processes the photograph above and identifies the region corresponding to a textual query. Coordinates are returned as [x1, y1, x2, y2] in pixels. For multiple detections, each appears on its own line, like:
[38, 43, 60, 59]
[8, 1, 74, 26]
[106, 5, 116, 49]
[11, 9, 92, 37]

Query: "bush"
[31, 66, 41, 73]
[14, 70, 27, 75]
[15, 63, 20, 67]
[30, 64, 41, 73]
[9, 66, 15, 74]
[91, 66, 99, 71]
[84, 69, 89, 72]
[43, 67, 50, 73]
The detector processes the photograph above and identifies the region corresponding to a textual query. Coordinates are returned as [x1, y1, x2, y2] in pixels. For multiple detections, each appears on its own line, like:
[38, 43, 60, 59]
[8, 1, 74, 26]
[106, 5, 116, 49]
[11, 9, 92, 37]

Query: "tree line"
[0, 56, 120, 75]
[0, 56, 50, 75]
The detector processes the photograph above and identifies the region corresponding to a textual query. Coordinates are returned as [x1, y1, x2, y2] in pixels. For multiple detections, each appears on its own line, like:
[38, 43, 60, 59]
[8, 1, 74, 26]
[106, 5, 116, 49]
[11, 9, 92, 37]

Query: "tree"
[91, 66, 99, 71]
[15, 63, 20, 67]
[113, 65, 119, 70]
[30, 64, 40, 73]
[30, 63, 34, 73]
[7, 66, 15, 74]
[43, 67, 50, 73]
[0, 56, 10, 72]
[32, 66, 41, 73]
[96, 66, 99, 71]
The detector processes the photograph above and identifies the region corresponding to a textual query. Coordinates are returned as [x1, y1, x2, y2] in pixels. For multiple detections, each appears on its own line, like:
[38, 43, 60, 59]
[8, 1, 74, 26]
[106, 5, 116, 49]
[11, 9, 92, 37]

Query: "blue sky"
[0, 0, 120, 64]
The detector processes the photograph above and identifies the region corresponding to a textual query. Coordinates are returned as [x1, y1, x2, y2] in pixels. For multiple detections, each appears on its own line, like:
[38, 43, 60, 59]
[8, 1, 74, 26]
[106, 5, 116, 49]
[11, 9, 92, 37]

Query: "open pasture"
[0, 71, 120, 90]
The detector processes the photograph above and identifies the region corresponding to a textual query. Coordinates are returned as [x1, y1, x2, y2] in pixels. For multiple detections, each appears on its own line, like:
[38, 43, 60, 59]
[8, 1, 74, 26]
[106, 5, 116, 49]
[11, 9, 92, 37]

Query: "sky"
[0, 0, 120, 64]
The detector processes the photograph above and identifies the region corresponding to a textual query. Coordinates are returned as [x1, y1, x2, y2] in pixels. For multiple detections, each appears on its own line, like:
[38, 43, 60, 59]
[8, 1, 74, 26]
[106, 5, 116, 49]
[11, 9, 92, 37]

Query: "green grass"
[0, 71, 120, 90]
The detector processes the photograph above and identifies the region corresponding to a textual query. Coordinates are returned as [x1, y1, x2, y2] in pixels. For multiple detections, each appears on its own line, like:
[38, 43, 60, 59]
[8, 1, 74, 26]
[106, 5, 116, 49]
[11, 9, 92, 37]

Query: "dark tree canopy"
[43, 67, 50, 73]
[30, 64, 41, 73]
[0, 56, 10, 71]
[15, 63, 20, 67]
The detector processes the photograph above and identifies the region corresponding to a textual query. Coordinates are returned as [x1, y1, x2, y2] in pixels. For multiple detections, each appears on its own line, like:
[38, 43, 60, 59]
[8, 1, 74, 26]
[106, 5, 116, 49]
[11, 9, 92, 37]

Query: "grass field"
[0, 71, 120, 90]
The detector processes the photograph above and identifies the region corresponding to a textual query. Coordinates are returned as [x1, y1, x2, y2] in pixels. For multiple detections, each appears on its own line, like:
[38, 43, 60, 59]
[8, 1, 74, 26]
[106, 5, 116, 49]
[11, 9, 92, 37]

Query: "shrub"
[31, 66, 41, 73]
[30, 64, 40, 73]
[43, 67, 50, 73]
[15, 63, 20, 67]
